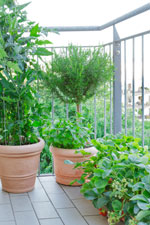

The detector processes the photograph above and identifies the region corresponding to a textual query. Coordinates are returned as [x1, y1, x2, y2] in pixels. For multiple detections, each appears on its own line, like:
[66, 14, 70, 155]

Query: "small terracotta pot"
[50, 146, 97, 186]
[0, 138, 44, 193]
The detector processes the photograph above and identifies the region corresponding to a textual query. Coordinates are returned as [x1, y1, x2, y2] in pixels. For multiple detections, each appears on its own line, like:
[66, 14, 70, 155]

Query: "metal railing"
[39, 3, 150, 175]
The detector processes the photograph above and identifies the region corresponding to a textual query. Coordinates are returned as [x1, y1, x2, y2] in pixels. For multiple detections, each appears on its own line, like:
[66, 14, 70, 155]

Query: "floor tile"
[84, 215, 108, 225]
[0, 222, 16, 225]
[15, 211, 39, 225]
[57, 208, 88, 225]
[0, 191, 10, 204]
[33, 202, 58, 219]
[39, 176, 56, 183]
[40, 218, 63, 225]
[9, 193, 27, 197]
[42, 182, 64, 194]
[0, 204, 14, 221]
[10, 195, 33, 212]
[48, 193, 74, 208]
[28, 188, 49, 202]
[73, 198, 99, 216]
[61, 185, 83, 199]
[34, 178, 43, 189]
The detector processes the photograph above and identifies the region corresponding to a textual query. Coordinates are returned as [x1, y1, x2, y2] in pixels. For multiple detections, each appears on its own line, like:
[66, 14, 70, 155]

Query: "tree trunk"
[76, 104, 80, 113]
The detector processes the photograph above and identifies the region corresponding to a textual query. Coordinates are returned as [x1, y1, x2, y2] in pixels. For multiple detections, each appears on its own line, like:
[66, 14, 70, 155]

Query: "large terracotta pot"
[50, 146, 97, 186]
[0, 138, 44, 193]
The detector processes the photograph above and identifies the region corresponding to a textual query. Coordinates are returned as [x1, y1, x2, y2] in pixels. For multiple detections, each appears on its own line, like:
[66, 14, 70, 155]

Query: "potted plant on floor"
[73, 134, 150, 225]
[42, 44, 113, 185]
[49, 115, 97, 185]
[0, 1, 52, 193]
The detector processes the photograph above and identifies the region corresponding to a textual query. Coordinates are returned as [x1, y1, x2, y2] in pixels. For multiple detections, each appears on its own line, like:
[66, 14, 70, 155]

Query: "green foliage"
[0, 0, 52, 145]
[42, 44, 114, 110]
[49, 114, 93, 149]
[72, 134, 150, 225]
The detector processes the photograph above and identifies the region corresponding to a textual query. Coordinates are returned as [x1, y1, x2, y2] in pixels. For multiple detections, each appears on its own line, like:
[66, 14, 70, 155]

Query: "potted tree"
[44, 44, 114, 112]
[0, 1, 52, 193]
[42, 44, 113, 185]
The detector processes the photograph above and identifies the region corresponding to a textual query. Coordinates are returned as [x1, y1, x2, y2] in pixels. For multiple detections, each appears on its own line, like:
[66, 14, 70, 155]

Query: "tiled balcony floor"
[0, 176, 109, 225]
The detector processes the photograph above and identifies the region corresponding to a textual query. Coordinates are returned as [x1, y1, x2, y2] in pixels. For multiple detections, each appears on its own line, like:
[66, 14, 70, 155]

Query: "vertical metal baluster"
[132, 38, 135, 137]
[36, 56, 41, 176]
[113, 26, 122, 134]
[94, 94, 97, 139]
[51, 49, 55, 174]
[66, 104, 69, 120]
[104, 47, 106, 136]
[142, 35, 144, 147]
[2, 91, 6, 144]
[124, 40, 127, 135]
[109, 44, 113, 134]
[79, 103, 82, 114]
[65, 47, 69, 120]
[104, 87, 106, 136]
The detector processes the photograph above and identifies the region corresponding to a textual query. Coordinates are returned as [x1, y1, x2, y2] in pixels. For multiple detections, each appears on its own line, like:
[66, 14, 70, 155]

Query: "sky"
[17, 0, 150, 46]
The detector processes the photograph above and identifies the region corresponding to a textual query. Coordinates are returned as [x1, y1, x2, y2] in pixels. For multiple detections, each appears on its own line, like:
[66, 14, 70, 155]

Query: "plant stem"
[76, 104, 80, 113]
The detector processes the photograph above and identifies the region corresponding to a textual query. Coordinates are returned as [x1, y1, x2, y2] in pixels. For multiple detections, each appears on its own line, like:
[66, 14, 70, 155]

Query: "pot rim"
[0, 138, 45, 154]
[50, 145, 97, 157]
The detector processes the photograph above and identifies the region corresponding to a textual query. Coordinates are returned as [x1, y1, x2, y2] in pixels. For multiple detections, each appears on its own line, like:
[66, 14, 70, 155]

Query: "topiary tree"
[43, 44, 114, 113]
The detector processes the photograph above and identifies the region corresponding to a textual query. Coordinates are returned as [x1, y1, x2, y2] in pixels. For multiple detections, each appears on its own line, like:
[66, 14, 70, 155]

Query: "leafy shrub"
[73, 134, 150, 225]
[49, 114, 93, 149]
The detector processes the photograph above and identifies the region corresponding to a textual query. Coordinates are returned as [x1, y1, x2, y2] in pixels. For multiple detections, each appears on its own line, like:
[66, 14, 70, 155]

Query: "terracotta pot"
[50, 146, 97, 186]
[0, 138, 44, 193]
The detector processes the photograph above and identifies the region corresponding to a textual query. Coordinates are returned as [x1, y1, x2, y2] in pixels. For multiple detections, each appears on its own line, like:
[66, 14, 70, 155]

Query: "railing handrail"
[46, 29, 150, 49]
[46, 3, 150, 32]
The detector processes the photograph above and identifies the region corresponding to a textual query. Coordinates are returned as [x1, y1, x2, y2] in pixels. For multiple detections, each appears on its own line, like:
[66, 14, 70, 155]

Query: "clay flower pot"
[0, 138, 44, 193]
[50, 146, 97, 186]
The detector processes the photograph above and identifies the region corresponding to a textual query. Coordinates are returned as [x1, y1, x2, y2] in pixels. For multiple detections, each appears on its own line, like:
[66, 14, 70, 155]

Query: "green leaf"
[130, 195, 148, 203]
[137, 201, 150, 210]
[112, 200, 122, 211]
[0, 47, 7, 59]
[35, 48, 53, 56]
[7, 62, 22, 73]
[95, 179, 108, 189]
[0, 96, 17, 103]
[133, 182, 145, 191]
[93, 197, 109, 209]
[16, 2, 31, 11]
[142, 175, 150, 184]
[30, 24, 40, 37]
[35, 40, 52, 45]
[84, 190, 98, 200]
[136, 210, 150, 221]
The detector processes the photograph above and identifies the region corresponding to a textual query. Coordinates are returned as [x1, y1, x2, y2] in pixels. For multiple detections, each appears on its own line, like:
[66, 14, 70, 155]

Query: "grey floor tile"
[0, 204, 14, 221]
[84, 215, 108, 225]
[40, 218, 63, 225]
[33, 201, 58, 219]
[34, 178, 43, 189]
[9, 193, 27, 197]
[42, 182, 64, 194]
[57, 208, 88, 225]
[28, 188, 49, 202]
[39, 176, 56, 183]
[73, 199, 99, 216]
[48, 193, 74, 208]
[15, 211, 39, 225]
[0, 191, 10, 204]
[0, 222, 16, 225]
[10, 195, 33, 212]
[61, 185, 83, 200]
